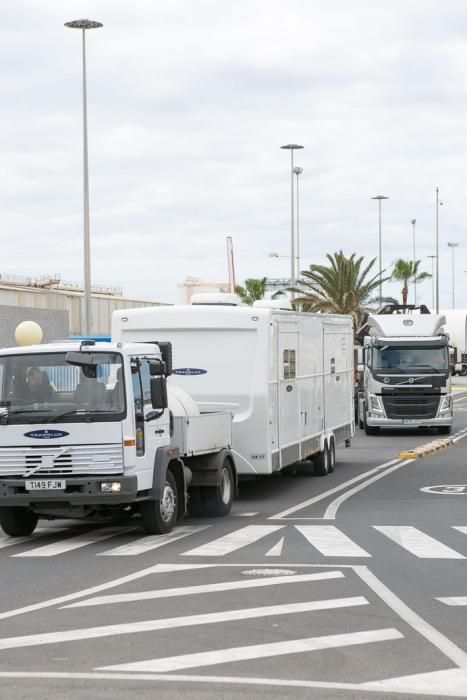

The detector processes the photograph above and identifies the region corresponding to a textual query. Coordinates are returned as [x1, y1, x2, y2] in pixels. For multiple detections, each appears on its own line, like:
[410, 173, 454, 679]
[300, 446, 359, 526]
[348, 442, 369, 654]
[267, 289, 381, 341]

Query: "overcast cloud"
[2, 0, 467, 306]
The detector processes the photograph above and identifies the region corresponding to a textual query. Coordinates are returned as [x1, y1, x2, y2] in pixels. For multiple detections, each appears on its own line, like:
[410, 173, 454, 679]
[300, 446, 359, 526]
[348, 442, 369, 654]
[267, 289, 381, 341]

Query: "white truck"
[0, 340, 235, 536]
[356, 308, 452, 434]
[112, 294, 355, 479]
[439, 310, 467, 376]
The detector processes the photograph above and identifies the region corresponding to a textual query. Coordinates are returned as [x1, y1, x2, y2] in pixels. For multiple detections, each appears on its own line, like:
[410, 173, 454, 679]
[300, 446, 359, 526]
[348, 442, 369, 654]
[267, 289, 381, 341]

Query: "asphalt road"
[1, 389, 467, 699]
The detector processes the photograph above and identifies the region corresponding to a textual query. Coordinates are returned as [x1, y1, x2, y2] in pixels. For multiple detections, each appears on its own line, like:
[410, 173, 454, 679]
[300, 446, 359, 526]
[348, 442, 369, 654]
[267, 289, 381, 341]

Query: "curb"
[399, 438, 453, 460]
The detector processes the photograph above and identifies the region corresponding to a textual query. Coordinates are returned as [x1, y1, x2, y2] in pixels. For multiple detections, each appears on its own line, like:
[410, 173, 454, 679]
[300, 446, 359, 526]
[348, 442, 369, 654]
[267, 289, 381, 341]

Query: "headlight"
[370, 395, 384, 413]
[439, 396, 451, 413]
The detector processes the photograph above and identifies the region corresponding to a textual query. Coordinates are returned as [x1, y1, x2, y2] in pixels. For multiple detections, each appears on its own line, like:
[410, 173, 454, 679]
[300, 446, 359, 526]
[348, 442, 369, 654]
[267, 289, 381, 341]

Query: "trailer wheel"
[187, 486, 204, 517]
[328, 439, 336, 473]
[461, 368, 467, 377]
[314, 444, 329, 476]
[140, 469, 177, 534]
[0, 506, 38, 537]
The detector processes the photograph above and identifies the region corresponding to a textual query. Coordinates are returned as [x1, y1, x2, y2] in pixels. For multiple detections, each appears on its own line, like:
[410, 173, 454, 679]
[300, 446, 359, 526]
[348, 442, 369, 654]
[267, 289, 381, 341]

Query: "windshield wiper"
[47, 408, 113, 422]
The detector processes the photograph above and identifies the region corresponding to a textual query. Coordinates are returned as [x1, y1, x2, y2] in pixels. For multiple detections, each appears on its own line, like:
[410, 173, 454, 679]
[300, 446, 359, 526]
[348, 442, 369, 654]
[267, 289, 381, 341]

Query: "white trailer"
[112, 295, 354, 477]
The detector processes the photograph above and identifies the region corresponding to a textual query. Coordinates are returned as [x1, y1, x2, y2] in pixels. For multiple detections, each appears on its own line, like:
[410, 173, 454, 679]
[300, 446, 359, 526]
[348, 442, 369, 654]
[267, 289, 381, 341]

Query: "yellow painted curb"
[399, 438, 453, 459]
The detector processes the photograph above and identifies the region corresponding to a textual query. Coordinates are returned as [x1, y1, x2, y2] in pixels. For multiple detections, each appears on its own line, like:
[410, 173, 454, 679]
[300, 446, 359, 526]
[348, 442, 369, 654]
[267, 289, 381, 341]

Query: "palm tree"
[290, 251, 390, 328]
[235, 277, 268, 305]
[391, 259, 431, 305]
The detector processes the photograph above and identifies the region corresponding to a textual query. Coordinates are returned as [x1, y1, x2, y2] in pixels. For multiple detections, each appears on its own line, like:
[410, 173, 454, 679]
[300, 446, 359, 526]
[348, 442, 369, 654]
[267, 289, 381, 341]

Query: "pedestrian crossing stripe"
[0, 523, 467, 560]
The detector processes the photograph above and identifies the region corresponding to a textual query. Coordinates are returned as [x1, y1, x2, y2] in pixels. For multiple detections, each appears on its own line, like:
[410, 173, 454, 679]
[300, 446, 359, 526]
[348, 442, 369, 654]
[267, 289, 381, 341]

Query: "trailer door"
[323, 326, 353, 430]
[278, 332, 300, 450]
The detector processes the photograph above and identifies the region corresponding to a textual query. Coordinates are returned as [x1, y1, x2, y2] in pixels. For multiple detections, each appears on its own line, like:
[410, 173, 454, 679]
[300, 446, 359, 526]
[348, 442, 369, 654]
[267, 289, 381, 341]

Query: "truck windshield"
[371, 346, 449, 373]
[0, 352, 125, 424]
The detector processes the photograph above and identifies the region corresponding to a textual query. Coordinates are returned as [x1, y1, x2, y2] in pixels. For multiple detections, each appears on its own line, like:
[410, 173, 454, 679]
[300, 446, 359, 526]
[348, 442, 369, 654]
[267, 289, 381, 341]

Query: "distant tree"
[235, 277, 268, 305]
[391, 259, 431, 305]
[289, 251, 390, 327]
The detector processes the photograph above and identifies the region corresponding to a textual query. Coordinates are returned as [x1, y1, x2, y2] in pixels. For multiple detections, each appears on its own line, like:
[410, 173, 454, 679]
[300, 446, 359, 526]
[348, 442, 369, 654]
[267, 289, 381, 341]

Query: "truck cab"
[357, 308, 452, 434]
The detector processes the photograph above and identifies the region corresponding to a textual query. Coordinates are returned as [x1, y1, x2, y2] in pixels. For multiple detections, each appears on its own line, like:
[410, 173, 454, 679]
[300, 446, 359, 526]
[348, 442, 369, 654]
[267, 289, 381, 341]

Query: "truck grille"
[0, 444, 124, 477]
[382, 395, 440, 419]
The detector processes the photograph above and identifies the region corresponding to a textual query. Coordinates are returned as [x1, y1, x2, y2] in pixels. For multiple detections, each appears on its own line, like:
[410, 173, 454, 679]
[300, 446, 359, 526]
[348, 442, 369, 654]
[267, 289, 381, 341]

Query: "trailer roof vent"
[190, 292, 242, 306]
[253, 300, 293, 311]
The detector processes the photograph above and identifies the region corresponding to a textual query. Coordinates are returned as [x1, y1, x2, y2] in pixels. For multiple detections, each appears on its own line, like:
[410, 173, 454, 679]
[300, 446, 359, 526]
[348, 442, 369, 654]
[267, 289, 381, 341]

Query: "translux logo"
[24, 430, 69, 440]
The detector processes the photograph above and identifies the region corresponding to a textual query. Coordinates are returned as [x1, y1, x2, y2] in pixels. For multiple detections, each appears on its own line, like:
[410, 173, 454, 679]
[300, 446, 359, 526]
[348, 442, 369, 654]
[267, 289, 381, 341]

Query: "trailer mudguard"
[185, 448, 237, 488]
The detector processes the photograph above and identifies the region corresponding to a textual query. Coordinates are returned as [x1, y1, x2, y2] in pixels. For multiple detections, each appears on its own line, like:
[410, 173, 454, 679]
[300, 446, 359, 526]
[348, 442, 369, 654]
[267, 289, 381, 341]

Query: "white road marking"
[98, 526, 210, 556]
[453, 526, 467, 536]
[355, 566, 467, 669]
[0, 563, 217, 621]
[323, 460, 414, 520]
[100, 628, 402, 673]
[64, 570, 344, 609]
[182, 525, 285, 556]
[296, 525, 371, 557]
[436, 597, 467, 606]
[0, 598, 370, 651]
[361, 668, 467, 696]
[12, 526, 137, 557]
[373, 526, 465, 559]
[0, 528, 66, 550]
[265, 537, 284, 556]
[269, 459, 402, 520]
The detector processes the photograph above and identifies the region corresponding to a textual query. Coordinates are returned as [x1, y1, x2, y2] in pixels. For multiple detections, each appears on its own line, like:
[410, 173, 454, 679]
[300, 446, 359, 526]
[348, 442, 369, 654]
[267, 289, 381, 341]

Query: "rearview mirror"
[66, 351, 100, 367]
[150, 376, 168, 409]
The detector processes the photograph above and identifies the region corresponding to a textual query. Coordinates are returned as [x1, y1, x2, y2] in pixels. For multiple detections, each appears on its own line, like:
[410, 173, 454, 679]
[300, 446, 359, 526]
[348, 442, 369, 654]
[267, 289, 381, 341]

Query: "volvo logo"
[403, 319, 414, 326]
[24, 430, 69, 440]
[408, 377, 415, 383]
[383, 377, 390, 384]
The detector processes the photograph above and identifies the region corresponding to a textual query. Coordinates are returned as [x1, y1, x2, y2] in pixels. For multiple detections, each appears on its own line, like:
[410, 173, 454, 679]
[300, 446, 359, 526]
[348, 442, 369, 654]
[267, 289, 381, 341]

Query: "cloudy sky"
[2, 0, 467, 307]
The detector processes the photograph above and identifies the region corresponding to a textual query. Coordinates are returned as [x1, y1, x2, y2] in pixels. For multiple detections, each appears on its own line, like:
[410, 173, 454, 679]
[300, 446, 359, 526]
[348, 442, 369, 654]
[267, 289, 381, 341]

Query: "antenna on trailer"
[226, 236, 236, 294]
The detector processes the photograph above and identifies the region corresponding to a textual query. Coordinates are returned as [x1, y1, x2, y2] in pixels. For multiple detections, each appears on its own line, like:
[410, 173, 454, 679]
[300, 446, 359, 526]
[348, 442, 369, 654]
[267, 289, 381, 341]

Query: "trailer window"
[283, 349, 296, 380]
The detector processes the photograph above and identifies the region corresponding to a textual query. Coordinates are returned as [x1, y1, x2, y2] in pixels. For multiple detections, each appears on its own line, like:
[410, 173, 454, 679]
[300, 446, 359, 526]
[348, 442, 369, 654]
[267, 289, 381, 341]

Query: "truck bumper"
[0, 475, 138, 507]
[366, 415, 453, 428]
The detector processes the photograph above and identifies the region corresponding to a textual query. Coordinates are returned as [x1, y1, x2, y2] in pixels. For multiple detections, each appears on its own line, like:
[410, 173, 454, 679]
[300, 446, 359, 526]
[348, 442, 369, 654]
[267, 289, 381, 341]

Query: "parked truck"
[0, 340, 235, 536]
[0, 294, 354, 537]
[438, 310, 467, 376]
[356, 305, 452, 434]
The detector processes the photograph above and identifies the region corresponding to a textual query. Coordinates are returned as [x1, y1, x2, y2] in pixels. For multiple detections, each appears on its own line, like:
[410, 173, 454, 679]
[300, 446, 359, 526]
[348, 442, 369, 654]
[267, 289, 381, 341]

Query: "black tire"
[438, 425, 452, 435]
[358, 417, 364, 429]
[314, 444, 329, 476]
[328, 439, 336, 473]
[192, 459, 235, 518]
[0, 506, 38, 536]
[461, 368, 467, 377]
[364, 411, 379, 436]
[139, 469, 177, 534]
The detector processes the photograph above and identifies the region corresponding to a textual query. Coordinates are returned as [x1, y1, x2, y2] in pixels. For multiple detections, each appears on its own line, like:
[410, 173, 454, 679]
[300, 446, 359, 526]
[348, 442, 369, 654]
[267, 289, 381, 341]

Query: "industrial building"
[0, 273, 164, 347]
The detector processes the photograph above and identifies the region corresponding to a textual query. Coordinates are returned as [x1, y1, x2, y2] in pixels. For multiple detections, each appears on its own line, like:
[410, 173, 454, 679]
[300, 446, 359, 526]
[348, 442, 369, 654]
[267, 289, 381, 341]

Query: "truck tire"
[461, 368, 467, 377]
[314, 444, 329, 476]
[364, 412, 379, 436]
[438, 425, 452, 435]
[140, 469, 177, 534]
[192, 459, 235, 518]
[0, 506, 38, 536]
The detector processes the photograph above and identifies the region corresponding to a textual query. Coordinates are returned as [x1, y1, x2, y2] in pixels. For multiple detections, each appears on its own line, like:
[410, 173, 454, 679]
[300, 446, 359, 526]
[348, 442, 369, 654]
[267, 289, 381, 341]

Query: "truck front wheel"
[140, 470, 178, 534]
[0, 506, 38, 537]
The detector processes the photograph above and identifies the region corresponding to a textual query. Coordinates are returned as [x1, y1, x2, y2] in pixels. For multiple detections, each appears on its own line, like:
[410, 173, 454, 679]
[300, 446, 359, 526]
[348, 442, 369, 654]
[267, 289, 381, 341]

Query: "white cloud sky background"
[2, 0, 467, 307]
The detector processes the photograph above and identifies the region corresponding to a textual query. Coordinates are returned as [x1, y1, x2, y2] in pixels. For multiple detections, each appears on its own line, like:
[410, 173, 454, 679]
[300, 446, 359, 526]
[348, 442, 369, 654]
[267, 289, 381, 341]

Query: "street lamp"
[65, 18, 103, 336]
[281, 144, 304, 297]
[411, 219, 417, 305]
[447, 242, 459, 309]
[435, 187, 444, 313]
[293, 166, 303, 280]
[427, 255, 436, 310]
[371, 195, 389, 304]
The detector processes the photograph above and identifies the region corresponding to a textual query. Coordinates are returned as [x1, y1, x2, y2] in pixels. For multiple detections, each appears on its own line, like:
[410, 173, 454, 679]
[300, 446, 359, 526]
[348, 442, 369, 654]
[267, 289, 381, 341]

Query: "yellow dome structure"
[15, 321, 43, 346]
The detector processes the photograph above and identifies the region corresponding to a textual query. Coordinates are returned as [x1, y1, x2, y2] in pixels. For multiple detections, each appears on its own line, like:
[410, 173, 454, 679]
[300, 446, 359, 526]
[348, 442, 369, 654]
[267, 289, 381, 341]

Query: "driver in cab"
[24, 367, 54, 402]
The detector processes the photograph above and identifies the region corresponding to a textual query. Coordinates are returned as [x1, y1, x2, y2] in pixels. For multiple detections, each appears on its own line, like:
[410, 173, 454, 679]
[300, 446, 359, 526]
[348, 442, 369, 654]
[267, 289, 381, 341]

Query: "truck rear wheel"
[188, 459, 234, 518]
[140, 470, 177, 534]
[0, 506, 38, 536]
[328, 439, 336, 473]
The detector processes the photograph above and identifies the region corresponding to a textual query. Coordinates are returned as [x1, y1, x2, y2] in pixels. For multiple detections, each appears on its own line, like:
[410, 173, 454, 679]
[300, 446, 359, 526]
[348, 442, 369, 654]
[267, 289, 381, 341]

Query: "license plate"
[25, 480, 66, 490]
[402, 419, 421, 425]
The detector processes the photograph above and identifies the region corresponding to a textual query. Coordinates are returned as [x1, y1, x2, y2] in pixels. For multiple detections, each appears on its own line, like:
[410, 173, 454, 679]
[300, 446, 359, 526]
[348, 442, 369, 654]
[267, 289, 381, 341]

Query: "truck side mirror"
[150, 376, 168, 409]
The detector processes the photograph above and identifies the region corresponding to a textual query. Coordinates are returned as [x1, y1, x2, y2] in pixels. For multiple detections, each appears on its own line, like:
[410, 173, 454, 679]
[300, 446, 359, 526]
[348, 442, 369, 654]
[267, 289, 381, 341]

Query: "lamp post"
[293, 166, 303, 281]
[447, 242, 459, 309]
[411, 219, 417, 305]
[65, 18, 103, 336]
[427, 255, 436, 310]
[371, 195, 389, 304]
[281, 144, 304, 297]
[435, 187, 444, 313]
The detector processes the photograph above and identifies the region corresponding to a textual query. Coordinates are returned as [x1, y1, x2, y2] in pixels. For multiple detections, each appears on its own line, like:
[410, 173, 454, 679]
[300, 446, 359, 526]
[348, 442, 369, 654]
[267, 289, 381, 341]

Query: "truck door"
[278, 332, 300, 455]
[132, 358, 170, 490]
[323, 327, 353, 430]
